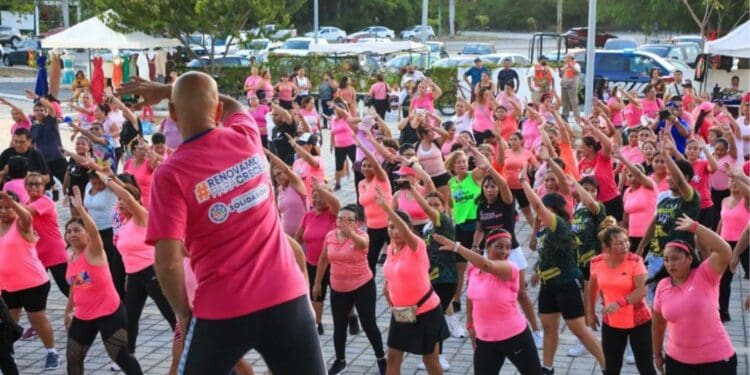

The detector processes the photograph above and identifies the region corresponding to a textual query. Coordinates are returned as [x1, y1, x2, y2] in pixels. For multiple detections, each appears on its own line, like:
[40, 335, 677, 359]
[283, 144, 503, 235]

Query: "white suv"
[400, 25, 435, 40]
[304, 26, 347, 42]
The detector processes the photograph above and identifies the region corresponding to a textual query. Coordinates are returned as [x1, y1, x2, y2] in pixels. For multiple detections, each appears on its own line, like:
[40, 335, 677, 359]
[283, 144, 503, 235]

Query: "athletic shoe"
[567, 340, 586, 357]
[720, 311, 731, 322]
[445, 315, 466, 338]
[110, 362, 120, 371]
[348, 315, 360, 335]
[542, 367, 555, 375]
[452, 301, 461, 313]
[317, 323, 324, 335]
[416, 355, 450, 371]
[376, 358, 387, 375]
[532, 330, 543, 349]
[44, 352, 60, 370]
[334, 183, 342, 191]
[377, 253, 387, 264]
[328, 359, 347, 375]
[21, 327, 37, 340]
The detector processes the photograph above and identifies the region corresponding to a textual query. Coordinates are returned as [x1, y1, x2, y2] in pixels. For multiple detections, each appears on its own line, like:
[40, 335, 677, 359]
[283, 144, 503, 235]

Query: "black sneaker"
[328, 359, 347, 375]
[542, 367, 554, 375]
[334, 183, 342, 191]
[452, 301, 461, 313]
[377, 253, 387, 264]
[317, 323, 324, 335]
[720, 311, 731, 322]
[348, 315, 360, 335]
[376, 358, 387, 375]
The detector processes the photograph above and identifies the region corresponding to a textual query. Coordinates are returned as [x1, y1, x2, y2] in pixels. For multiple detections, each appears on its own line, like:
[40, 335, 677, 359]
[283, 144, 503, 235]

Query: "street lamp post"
[583, 0, 597, 115]
[421, 0, 429, 42]
[313, 0, 319, 43]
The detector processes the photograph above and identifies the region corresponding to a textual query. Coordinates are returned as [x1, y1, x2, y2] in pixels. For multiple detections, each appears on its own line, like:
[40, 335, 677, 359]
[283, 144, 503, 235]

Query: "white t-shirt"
[295, 76, 311, 95]
[738, 116, 750, 158]
[509, 246, 528, 270]
[452, 112, 473, 135]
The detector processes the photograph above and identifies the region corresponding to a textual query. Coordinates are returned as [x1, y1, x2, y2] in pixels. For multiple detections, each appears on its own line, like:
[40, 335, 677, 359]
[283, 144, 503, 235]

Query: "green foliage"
[0, 0, 34, 13]
[475, 15, 489, 30]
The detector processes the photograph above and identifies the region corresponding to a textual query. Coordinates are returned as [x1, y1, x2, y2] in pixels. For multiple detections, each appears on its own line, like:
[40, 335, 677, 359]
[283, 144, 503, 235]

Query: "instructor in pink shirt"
[121, 73, 325, 375]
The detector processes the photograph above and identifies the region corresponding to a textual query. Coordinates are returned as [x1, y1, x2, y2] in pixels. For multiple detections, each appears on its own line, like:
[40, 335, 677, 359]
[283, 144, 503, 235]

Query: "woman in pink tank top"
[274, 73, 296, 109]
[267, 150, 308, 236]
[615, 150, 658, 253]
[416, 125, 451, 201]
[100, 171, 177, 357]
[64, 186, 143, 374]
[0, 190, 59, 367]
[375, 187, 448, 372]
[392, 163, 436, 231]
[123, 139, 157, 208]
[718, 174, 750, 321]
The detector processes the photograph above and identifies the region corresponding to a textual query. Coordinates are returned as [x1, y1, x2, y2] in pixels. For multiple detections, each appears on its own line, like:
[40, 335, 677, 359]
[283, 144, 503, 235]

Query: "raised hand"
[70, 186, 84, 210]
[118, 77, 171, 110]
[431, 233, 457, 252]
[674, 214, 697, 232]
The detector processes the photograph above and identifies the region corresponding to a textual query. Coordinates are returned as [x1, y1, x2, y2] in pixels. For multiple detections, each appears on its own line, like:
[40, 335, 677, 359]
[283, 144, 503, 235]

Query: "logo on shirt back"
[208, 183, 271, 224]
[194, 154, 267, 203]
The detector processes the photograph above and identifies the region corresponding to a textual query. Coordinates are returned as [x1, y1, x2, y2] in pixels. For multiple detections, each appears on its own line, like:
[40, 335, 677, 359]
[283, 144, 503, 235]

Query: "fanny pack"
[391, 287, 434, 324]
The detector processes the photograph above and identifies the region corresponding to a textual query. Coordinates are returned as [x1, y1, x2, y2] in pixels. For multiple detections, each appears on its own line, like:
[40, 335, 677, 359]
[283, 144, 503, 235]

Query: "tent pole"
[88, 49, 92, 81]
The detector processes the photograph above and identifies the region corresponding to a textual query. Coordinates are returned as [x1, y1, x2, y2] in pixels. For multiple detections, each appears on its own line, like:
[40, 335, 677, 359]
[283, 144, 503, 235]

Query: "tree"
[0, 0, 35, 13]
[681, 0, 722, 39]
[89, 0, 304, 73]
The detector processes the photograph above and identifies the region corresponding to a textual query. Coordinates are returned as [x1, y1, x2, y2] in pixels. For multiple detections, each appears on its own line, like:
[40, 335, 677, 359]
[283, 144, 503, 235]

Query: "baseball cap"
[666, 102, 679, 110]
[395, 166, 418, 176]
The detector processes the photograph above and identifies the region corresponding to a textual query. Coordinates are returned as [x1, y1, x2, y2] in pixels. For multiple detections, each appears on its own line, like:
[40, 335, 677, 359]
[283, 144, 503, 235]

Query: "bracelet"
[453, 243, 460, 253]
[689, 221, 699, 234]
[616, 297, 628, 307]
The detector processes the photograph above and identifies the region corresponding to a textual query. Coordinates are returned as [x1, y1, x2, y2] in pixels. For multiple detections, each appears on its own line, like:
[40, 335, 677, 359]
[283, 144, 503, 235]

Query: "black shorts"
[387, 305, 450, 355]
[430, 173, 451, 189]
[603, 195, 624, 222]
[580, 263, 591, 281]
[1, 281, 51, 312]
[306, 263, 330, 303]
[511, 188, 530, 208]
[279, 100, 293, 110]
[335, 145, 356, 171]
[538, 279, 585, 319]
[454, 221, 476, 264]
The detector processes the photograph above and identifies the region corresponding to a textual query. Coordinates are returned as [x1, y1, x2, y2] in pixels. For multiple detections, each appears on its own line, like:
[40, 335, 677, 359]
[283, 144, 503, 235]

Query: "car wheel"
[429, 35, 435, 40]
[2, 55, 10, 66]
[9, 36, 19, 47]
[337, 37, 343, 43]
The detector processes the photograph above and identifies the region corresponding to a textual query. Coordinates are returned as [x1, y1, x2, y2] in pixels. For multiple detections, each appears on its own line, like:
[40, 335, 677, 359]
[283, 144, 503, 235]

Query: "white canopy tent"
[41, 10, 180, 50]
[704, 20, 750, 58]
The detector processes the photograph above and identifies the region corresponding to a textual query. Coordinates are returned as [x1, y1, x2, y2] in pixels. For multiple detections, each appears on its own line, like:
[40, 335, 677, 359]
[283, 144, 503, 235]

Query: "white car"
[270, 37, 328, 57]
[400, 25, 435, 40]
[357, 37, 392, 44]
[480, 53, 530, 66]
[345, 26, 395, 42]
[431, 56, 492, 68]
[304, 26, 347, 42]
[236, 38, 281, 58]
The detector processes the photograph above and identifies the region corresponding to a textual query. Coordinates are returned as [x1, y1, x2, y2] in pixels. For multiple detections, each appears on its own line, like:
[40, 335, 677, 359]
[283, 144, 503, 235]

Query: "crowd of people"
[0, 52, 748, 375]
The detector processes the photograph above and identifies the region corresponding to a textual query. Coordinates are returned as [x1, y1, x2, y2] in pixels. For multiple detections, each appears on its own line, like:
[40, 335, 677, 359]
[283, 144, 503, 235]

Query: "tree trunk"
[449, 0, 455, 37]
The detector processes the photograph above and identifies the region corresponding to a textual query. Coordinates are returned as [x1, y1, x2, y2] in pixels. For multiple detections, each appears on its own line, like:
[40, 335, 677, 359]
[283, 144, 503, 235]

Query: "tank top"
[278, 84, 294, 101]
[278, 186, 307, 236]
[450, 174, 481, 225]
[66, 250, 121, 320]
[332, 117, 355, 148]
[418, 142, 447, 177]
[472, 102, 494, 132]
[720, 198, 749, 242]
[398, 188, 429, 222]
[115, 219, 155, 274]
[0, 221, 48, 292]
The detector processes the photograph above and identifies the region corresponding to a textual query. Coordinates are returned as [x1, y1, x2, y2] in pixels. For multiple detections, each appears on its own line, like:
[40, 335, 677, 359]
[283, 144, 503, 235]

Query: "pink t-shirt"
[410, 92, 435, 113]
[244, 75, 261, 98]
[607, 97, 624, 126]
[467, 263, 526, 341]
[520, 118, 540, 150]
[278, 186, 307, 236]
[10, 119, 31, 135]
[66, 251, 121, 320]
[621, 145, 645, 165]
[653, 261, 735, 364]
[578, 153, 619, 202]
[709, 154, 736, 191]
[124, 158, 154, 208]
[160, 118, 182, 150]
[299, 108, 320, 133]
[503, 149, 537, 189]
[332, 117, 355, 148]
[146, 112, 306, 319]
[369, 82, 388, 100]
[1, 179, 29, 204]
[472, 102, 494, 132]
[115, 219, 155, 274]
[29, 196, 67, 267]
[293, 156, 325, 207]
[383, 238, 440, 314]
[689, 159, 713, 209]
[300, 209, 336, 265]
[77, 106, 96, 128]
[324, 229, 373, 292]
[0, 221, 48, 292]
[641, 98, 663, 119]
[248, 105, 270, 132]
[278, 83, 294, 101]
[623, 185, 657, 237]
[358, 177, 392, 229]
[623, 103, 643, 128]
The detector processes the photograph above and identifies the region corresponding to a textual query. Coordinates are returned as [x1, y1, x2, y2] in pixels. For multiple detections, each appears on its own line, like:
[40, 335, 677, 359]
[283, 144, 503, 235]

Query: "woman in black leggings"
[313, 205, 386, 375]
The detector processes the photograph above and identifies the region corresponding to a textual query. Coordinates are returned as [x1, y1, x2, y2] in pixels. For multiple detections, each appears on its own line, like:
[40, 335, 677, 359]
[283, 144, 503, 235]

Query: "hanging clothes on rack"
[129, 53, 139, 80]
[62, 51, 75, 85]
[147, 49, 156, 82]
[112, 56, 123, 91]
[90, 55, 105, 104]
[121, 54, 132, 100]
[136, 52, 150, 81]
[34, 53, 48, 97]
[48, 51, 61, 97]
[155, 49, 166, 83]
[165, 50, 177, 83]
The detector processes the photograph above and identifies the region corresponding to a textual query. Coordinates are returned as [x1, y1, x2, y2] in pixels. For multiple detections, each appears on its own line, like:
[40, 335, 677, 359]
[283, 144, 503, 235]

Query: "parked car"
[0, 26, 21, 46]
[1, 39, 42, 66]
[357, 37, 392, 44]
[665, 58, 695, 79]
[345, 26, 394, 42]
[236, 38, 281, 58]
[637, 43, 701, 68]
[186, 56, 251, 68]
[425, 41, 449, 59]
[603, 38, 638, 50]
[269, 37, 328, 57]
[400, 25, 435, 40]
[431, 56, 492, 68]
[589, 50, 680, 94]
[384, 53, 438, 71]
[460, 43, 496, 56]
[480, 53, 530, 65]
[563, 27, 617, 48]
[304, 26, 347, 42]
[668, 34, 704, 49]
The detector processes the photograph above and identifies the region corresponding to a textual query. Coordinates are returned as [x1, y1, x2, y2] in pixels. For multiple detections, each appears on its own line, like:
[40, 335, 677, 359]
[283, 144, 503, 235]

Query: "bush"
[475, 15, 489, 30]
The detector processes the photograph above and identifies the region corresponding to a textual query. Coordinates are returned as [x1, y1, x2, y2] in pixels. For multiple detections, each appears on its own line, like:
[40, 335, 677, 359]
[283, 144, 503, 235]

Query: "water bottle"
[713, 84, 720, 99]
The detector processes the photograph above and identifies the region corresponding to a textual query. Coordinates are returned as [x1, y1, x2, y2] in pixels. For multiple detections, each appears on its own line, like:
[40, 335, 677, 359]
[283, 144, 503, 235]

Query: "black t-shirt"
[66, 158, 90, 197]
[30, 115, 64, 162]
[399, 124, 419, 146]
[0, 147, 49, 175]
[272, 121, 297, 163]
[120, 119, 142, 150]
[496, 69, 519, 91]
[476, 199, 519, 248]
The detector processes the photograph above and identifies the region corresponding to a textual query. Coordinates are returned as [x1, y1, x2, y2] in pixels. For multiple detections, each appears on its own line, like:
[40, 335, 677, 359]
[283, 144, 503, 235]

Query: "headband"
[665, 241, 691, 254]
[486, 232, 512, 245]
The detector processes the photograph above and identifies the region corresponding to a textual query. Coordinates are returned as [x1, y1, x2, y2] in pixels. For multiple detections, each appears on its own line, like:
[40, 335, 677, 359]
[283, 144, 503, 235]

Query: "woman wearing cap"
[520, 169, 605, 374]
[392, 161, 436, 234]
[651, 214, 735, 374]
[415, 121, 451, 201]
[375, 187, 448, 375]
[471, 87, 497, 145]
[587, 221, 656, 375]
[288, 132, 324, 207]
[266, 149, 307, 236]
[247, 94, 270, 149]
[693, 102, 716, 142]
[433, 229, 544, 375]
[313, 204, 387, 375]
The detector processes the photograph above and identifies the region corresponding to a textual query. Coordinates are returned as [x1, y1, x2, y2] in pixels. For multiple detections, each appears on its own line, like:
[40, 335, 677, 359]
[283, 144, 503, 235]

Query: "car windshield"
[639, 46, 670, 57]
[427, 44, 440, 53]
[248, 41, 268, 49]
[281, 40, 310, 49]
[462, 45, 490, 55]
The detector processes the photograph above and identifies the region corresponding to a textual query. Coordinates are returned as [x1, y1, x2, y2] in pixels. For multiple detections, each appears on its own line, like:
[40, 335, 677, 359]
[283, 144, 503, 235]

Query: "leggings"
[330, 279, 384, 361]
[719, 241, 737, 317]
[0, 298, 19, 375]
[178, 295, 325, 375]
[100, 228, 126, 299]
[373, 99, 389, 119]
[665, 353, 737, 375]
[48, 262, 70, 297]
[125, 266, 176, 354]
[67, 304, 143, 375]
[366, 227, 389, 276]
[601, 321, 656, 375]
[711, 188, 730, 225]
[473, 328, 543, 375]
[335, 145, 356, 171]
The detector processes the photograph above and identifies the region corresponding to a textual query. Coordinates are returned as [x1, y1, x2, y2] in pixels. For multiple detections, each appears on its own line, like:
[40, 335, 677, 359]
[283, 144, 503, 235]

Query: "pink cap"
[396, 166, 417, 176]
[698, 101, 714, 112]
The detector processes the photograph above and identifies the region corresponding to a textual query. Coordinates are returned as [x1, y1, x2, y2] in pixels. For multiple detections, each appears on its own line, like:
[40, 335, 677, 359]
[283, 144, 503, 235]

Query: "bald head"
[170, 71, 222, 138]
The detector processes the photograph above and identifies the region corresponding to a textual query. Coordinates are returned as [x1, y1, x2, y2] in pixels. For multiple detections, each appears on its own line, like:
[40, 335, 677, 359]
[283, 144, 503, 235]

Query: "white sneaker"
[445, 315, 466, 338]
[416, 355, 451, 371]
[109, 362, 120, 371]
[567, 340, 586, 357]
[625, 346, 636, 364]
[532, 330, 543, 349]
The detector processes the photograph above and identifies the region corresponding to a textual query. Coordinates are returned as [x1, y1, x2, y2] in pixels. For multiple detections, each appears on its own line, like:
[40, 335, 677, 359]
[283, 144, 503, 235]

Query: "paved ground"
[1, 98, 749, 374]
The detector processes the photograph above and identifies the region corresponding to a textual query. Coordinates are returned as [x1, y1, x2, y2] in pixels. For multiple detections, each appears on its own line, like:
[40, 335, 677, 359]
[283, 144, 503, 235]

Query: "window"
[596, 54, 626, 73]
[683, 45, 699, 63]
[666, 48, 683, 60]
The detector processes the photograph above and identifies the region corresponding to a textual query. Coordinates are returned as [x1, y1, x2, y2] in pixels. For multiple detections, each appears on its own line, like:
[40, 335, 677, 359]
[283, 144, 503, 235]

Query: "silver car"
[0, 26, 21, 46]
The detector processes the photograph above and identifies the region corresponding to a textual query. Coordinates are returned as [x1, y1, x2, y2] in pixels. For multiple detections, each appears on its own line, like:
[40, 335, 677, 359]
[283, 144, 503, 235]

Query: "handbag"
[391, 287, 434, 324]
